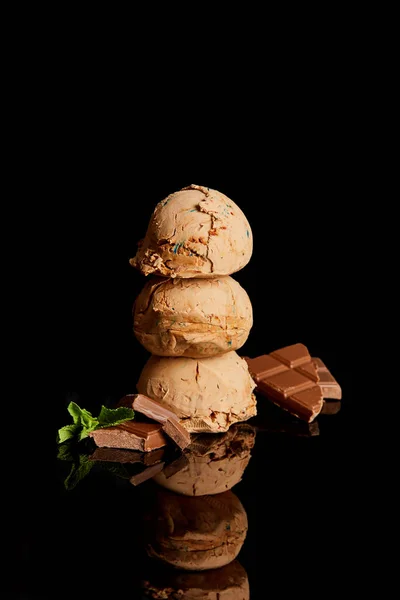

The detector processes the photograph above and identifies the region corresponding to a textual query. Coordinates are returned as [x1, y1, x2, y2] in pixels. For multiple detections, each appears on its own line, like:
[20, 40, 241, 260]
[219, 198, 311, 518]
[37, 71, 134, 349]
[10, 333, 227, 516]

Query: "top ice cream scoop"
[130, 184, 253, 278]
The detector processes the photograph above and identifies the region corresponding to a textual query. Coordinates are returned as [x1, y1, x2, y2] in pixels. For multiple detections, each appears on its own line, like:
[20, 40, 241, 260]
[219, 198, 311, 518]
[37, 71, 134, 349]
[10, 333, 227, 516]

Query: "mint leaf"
[97, 405, 135, 427]
[67, 401, 85, 424]
[79, 408, 98, 431]
[57, 423, 80, 444]
[57, 401, 135, 445]
[68, 402, 97, 430]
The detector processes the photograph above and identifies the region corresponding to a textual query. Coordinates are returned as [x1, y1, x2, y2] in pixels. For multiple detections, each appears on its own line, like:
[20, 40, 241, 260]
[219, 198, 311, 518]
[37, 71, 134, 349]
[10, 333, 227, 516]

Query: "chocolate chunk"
[295, 361, 319, 382]
[313, 357, 342, 400]
[132, 394, 180, 423]
[243, 354, 287, 382]
[162, 419, 191, 450]
[258, 369, 315, 400]
[270, 343, 311, 368]
[89, 421, 167, 452]
[118, 393, 191, 450]
[245, 344, 325, 423]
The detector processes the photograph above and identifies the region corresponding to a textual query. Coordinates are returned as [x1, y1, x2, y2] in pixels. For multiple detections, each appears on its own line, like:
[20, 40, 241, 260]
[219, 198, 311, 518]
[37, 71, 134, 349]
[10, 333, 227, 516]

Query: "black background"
[18, 92, 361, 598]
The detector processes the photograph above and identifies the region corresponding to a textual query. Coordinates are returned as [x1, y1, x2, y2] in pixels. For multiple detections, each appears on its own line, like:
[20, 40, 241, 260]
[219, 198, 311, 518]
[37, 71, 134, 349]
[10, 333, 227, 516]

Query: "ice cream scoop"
[133, 275, 253, 357]
[144, 488, 248, 571]
[152, 424, 256, 496]
[130, 184, 253, 278]
[136, 351, 257, 433]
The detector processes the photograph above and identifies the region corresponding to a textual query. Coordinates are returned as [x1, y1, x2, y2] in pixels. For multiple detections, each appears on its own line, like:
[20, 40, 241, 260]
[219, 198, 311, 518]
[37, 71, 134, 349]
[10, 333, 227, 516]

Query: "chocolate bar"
[313, 358, 342, 400]
[118, 394, 191, 450]
[89, 421, 167, 452]
[245, 344, 323, 423]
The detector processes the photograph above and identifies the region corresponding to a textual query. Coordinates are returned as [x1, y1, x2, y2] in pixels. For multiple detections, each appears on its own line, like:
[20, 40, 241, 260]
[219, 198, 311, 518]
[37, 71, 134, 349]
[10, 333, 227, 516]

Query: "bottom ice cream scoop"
[136, 351, 257, 433]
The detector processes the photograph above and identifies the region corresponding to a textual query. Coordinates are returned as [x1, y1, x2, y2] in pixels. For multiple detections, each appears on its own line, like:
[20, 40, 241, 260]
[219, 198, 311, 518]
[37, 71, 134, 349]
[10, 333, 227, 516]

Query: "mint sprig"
[57, 401, 135, 444]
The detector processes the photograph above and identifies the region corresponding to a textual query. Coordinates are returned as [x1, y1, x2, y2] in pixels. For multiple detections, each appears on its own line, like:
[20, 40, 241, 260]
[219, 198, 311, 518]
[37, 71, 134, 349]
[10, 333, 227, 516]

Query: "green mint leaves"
[57, 401, 135, 444]
[57, 401, 136, 490]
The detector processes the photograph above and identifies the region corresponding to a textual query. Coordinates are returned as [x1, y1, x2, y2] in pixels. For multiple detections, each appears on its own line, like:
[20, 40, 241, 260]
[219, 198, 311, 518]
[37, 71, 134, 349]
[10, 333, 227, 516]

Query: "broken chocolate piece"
[245, 344, 325, 423]
[117, 393, 191, 450]
[258, 369, 315, 400]
[295, 361, 319, 382]
[132, 394, 179, 423]
[89, 421, 167, 452]
[313, 357, 342, 400]
[270, 343, 311, 368]
[162, 419, 191, 450]
[242, 354, 287, 382]
[288, 386, 324, 422]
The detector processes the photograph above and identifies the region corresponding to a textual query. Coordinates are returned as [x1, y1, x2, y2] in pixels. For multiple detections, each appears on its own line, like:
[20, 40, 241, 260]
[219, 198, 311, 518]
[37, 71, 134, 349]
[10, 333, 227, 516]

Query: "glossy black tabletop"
[18, 371, 356, 599]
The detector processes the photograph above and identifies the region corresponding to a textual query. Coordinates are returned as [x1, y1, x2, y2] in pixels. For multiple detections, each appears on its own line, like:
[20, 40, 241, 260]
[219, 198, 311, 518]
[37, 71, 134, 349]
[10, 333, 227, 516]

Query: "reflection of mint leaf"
[100, 462, 131, 479]
[57, 402, 135, 445]
[57, 442, 74, 461]
[98, 405, 135, 427]
[64, 453, 94, 491]
[57, 424, 80, 444]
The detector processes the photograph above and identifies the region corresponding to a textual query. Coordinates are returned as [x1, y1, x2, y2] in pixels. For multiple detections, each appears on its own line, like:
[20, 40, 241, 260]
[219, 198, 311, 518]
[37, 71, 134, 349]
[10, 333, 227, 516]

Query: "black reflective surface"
[18, 382, 356, 599]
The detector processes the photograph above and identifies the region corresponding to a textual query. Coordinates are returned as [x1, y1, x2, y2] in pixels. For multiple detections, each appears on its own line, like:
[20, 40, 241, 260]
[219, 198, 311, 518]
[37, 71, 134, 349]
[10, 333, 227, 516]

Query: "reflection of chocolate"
[130, 462, 165, 486]
[144, 488, 248, 571]
[141, 559, 249, 599]
[152, 424, 256, 496]
[252, 400, 320, 436]
[89, 446, 166, 465]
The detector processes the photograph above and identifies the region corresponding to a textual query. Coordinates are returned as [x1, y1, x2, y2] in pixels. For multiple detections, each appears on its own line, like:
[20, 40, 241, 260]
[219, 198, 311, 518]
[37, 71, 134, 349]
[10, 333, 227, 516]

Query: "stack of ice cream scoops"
[131, 183, 256, 434]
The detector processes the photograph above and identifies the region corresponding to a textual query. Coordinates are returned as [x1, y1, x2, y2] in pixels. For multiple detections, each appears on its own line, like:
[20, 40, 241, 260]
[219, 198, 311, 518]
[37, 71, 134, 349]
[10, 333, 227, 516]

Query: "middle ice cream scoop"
[137, 351, 257, 433]
[133, 275, 253, 358]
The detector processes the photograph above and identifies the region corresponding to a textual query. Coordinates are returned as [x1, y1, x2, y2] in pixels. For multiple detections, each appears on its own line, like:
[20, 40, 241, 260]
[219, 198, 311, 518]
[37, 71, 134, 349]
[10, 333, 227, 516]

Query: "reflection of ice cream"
[153, 424, 256, 495]
[137, 351, 256, 433]
[144, 488, 248, 571]
[130, 184, 253, 278]
[141, 559, 249, 599]
[133, 275, 253, 357]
